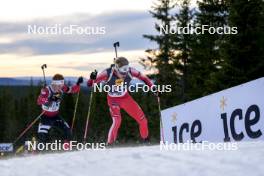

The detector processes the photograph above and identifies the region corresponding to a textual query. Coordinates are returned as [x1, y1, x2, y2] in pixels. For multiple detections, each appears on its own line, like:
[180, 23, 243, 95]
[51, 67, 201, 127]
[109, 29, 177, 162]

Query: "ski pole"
[83, 89, 94, 143]
[41, 64, 47, 87]
[13, 111, 45, 145]
[71, 92, 80, 133]
[113, 41, 120, 61]
[156, 96, 165, 143]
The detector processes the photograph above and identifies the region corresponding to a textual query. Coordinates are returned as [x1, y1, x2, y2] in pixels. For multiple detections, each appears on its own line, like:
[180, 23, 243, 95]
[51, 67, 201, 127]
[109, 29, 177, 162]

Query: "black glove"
[76, 76, 83, 85]
[90, 70, 98, 80]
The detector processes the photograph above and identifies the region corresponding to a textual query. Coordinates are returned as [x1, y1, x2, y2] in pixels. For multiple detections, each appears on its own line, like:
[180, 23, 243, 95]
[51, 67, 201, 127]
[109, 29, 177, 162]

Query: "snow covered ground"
[1, 141, 264, 176]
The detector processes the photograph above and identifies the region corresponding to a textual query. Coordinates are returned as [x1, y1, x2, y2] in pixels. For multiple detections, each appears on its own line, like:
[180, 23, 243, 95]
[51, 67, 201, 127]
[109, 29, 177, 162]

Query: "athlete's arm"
[130, 68, 154, 88]
[37, 87, 50, 105]
[62, 84, 80, 94]
[87, 70, 108, 87]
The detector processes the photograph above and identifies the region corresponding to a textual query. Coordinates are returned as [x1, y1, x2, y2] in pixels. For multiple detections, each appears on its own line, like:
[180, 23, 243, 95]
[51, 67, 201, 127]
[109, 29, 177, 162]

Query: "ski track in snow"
[0, 141, 264, 176]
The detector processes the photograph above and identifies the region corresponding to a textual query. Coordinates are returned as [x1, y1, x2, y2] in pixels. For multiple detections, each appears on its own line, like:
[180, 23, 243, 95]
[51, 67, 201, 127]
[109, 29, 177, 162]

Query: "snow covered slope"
[1, 141, 264, 176]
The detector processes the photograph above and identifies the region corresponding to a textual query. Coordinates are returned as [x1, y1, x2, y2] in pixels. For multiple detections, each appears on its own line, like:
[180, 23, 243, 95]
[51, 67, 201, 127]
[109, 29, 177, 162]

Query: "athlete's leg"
[54, 116, 72, 141]
[37, 115, 52, 143]
[120, 95, 149, 139]
[107, 97, 122, 144]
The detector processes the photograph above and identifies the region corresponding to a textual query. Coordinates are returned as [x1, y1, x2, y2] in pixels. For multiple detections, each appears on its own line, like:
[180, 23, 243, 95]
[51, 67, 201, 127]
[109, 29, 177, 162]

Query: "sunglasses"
[117, 65, 129, 74]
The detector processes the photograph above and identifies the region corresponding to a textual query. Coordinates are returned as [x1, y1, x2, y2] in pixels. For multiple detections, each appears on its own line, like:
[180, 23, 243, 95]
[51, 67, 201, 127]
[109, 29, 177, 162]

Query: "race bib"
[108, 78, 127, 97]
[115, 79, 124, 85]
[42, 101, 61, 112]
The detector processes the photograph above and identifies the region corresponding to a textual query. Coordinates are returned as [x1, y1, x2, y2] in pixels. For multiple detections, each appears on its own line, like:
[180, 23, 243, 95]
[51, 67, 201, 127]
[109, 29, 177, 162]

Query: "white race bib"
[42, 101, 61, 112]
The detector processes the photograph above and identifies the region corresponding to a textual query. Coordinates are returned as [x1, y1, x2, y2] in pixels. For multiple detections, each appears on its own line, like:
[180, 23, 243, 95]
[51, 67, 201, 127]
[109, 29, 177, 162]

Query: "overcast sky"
[0, 0, 196, 77]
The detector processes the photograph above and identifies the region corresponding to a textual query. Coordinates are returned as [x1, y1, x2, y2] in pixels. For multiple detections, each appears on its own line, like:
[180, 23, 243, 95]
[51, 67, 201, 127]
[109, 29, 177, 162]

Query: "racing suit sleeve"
[130, 67, 154, 88]
[62, 84, 80, 94]
[87, 70, 108, 87]
[37, 87, 50, 105]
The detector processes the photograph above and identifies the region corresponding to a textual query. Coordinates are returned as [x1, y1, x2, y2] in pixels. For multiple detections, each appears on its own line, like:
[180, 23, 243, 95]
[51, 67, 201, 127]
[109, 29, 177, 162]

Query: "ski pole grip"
[41, 64, 47, 70]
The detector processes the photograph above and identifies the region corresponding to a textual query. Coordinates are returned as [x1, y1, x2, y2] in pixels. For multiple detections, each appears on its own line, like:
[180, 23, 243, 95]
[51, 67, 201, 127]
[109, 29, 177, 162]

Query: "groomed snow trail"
[1, 141, 263, 176]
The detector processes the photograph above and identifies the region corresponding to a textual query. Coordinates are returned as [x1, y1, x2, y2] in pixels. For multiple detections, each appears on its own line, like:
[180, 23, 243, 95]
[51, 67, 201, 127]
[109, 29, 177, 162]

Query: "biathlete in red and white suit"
[37, 74, 83, 143]
[87, 57, 154, 144]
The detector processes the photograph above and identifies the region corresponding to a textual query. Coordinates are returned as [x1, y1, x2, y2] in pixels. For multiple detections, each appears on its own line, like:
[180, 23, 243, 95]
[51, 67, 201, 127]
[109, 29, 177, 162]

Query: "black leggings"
[37, 115, 71, 143]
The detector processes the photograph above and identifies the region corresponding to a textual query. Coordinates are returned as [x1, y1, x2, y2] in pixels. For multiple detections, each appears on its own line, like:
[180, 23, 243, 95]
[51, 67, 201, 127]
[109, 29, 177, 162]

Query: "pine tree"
[143, 0, 180, 108]
[173, 0, 194, 101]
[143, 0, 176, 70]
[188, 0, 228, 99]
[220, 0, 264, 87]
